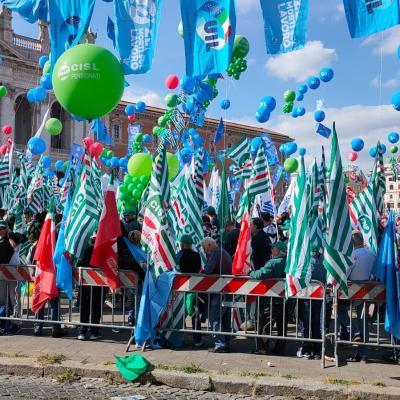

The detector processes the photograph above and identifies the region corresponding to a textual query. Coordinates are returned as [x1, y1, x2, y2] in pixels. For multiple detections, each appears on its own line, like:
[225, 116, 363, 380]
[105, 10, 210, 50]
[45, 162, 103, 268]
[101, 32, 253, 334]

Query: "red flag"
[31, 211, 58, 313]
[91, 183, 121, 291]
[232, 206, 252, 276]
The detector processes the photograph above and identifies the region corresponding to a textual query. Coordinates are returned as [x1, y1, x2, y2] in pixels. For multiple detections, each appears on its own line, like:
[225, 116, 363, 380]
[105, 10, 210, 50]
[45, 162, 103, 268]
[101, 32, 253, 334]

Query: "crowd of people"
[0, 206, 392, 363]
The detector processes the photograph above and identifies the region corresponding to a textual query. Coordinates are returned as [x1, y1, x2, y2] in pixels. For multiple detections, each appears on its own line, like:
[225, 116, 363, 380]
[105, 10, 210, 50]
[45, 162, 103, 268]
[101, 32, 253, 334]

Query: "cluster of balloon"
[52, 44, 124, 120]
[45, 118, 62, 136]
[279, 141, 298, 156]
[284, 157, 299, 173]
[369, 143, 386, 158]
[27, 137, 46, 155]
[227, 36, 249, 80]
[256, 96, 276, 123]
[351, 138, 364, 152]
[118, 173, 150, 212]
[388, 132, 399, 153]
[125, 100, 147, 123]
[282, 90, 296, 114]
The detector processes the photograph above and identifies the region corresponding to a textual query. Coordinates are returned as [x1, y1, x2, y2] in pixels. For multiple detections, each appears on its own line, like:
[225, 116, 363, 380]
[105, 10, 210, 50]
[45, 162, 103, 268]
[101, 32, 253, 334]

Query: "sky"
[12, 0, 400, 172]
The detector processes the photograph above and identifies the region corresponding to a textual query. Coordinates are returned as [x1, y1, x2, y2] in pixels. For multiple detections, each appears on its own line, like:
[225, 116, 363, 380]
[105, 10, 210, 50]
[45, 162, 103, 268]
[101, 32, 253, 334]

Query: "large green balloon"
[284, 157, 299, 173]
[128, 153, 152, 178]
[159, 152, 179, 181]
[52, 44, 124, 120]
[45, 118, 63, 136]
[232, 36, 250, 59]
[165, 93, 179, 108]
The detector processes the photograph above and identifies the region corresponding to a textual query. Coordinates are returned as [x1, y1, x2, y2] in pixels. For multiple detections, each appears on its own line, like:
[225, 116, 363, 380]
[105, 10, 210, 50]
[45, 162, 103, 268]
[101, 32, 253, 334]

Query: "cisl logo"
[129, 0, 157, 25]
[57, 63, 100, 81]
[196, 1, 232, 52]
[359, 215, 372, 234]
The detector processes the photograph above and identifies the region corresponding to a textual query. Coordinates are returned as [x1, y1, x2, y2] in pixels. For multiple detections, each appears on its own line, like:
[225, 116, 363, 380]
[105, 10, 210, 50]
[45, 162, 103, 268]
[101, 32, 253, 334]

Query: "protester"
[123, 210, 141, 233]
[261, 212, 277, 243]
[251, 217, 271, 270]
[205, 206, 220, 230]
[201, 237, 232, 353]
[224, 220, 240, 257]
[176, 234, 203, 346]
[250, 241, 287, 355]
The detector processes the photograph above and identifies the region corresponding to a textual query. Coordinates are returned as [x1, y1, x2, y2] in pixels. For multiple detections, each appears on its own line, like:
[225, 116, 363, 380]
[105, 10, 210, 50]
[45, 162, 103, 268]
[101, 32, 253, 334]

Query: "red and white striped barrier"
[78, 268, 137, 288]
[173, 274, 324, 299]
[338, 282, 386, 301]
[0, 265, 35, 281]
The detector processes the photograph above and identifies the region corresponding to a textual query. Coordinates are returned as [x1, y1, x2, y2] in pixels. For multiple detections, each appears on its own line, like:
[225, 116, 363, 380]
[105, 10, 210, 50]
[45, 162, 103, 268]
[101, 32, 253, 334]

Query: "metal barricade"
[0, 264, 139, 334]
[334, 280, 399, 365]
[160, 273, 327, 367]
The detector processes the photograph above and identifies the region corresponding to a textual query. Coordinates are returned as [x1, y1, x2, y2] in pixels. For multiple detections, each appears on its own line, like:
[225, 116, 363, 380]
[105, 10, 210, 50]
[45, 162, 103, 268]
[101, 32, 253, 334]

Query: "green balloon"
[156, 152, 179, 181]
[43, 60, 51, 74]
[140, 175, 149, 184]
[127, 183, 135, 192]
[391, 146, 398, 154]
[158, 116, 167, 127]
[284, 157, 299, 173]
[119, 192, 129, 201]
[119, 184, 128, 193]
[165, 93, 179, 108]
[45, 118, 63, 136]
[137, 183, 144, 191]
[283, 90, 296, 102]
[128, 153, 152, 178]
[135, 133, 143, 143]
[132, 177, 140, 185]
[153, 126, 160, 136]
[124, 175, 132, 184]
[178, 20, 184, 38]
[232, 35, 250, 59]
[101, 149, 108, 158]
[52, 44, 124, 119]
[62, 161, 69, 172]
[0, 86, 8, 97]
[107, 150, 114, 158]
[132, 189, 142, 199]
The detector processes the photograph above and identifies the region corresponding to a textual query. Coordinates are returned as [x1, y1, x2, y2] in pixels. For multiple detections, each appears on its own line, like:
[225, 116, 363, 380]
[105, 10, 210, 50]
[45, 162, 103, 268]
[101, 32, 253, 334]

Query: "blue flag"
[272, 164, 284, 187]
[113, 0, 163, 75]
[343, 0, 400, 38]
[54, 192, 73, 300]
[91, 119, 113, 146]
[316, 123, 331, 138]
[107, 16, 116, 48]
[259, 0, 308, 54]
[48, 0, 96, 70]
[1, 0, 47, 22]
[180, 0, 236, 77]
[213, 117, 225, 145]
[135, 269, 175, 347]
[123, 237, 147, 263]
[372, 212, 400, 340]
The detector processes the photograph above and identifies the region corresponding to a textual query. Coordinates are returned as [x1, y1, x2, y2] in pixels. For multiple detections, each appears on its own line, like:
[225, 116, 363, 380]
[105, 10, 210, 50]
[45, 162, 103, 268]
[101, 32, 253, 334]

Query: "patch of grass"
[325, 377, 359, 386]
[282, 374, 297, 380]
[372, 381, 386, 387]
[0, 351, 30, 358]
[345, 395, 361, 400]
[103, 360, 114, 366]
[240, 371, 266, 379]
[37, 353, 67, 365]
[155, 363, 175, 371]
[181, 363, 204, 374]
[80, 358, 89, 365]
[56, 368, 77, 384]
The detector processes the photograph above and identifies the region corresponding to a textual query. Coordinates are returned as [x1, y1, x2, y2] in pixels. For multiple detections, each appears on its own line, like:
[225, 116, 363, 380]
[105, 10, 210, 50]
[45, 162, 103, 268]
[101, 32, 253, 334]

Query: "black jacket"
[251, 230, 271, 270]
[176, 249, 202, 273]
[0, 236, 14, 264]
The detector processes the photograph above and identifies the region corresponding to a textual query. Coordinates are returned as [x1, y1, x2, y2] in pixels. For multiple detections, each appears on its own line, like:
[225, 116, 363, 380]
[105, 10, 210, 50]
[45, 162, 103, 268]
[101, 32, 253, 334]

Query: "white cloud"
[264, 41, 337, 82]
[235, 0, 258, 15]
[362, 25, 400, 56]
[370, 75, 398, 89]
[332, 3, 345, 21]
[122, 84, 164, 108]
[267, 104, 399, 172]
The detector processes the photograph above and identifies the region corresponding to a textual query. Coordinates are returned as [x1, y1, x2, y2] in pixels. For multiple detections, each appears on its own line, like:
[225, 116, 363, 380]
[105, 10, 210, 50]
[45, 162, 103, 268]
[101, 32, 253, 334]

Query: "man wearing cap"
[251, 218, 271, 270]
[123, 210, 141, 233]
[177, 235, 203, 346]
[250, 241, 287, 355]
[176, 235, 202, 273]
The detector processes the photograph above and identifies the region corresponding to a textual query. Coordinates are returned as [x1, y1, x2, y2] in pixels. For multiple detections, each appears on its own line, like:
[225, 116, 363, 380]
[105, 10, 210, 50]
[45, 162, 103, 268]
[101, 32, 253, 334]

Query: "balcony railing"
[12, 34, 41, 52]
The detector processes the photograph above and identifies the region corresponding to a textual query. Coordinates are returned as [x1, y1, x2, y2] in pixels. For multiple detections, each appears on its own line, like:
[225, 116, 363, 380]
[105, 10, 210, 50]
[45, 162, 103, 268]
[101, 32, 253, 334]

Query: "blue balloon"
[259, 96, 276, 111]
[380, 143, 387, 154]
[59, 178, 65, 186]
[39, 55, 49, 69]
[40, 73, 52, 90]
[125, 104, 136, 116]
[180, 147, 193, 164]
[369, 147, 377, 158]
[299, 147, 306, 156]
[392, 92, 400, 111]
[193, 134, 204, 147]
[180, 75, 196, 94]
[256, 106, 270, 123]
[119, 157, 128, 169]
[42, 156, 51, 168]
[136, 101, 146, 113]
[220, 99, 230, 110]
[388, 132, 399, 144]
[250, 137, 262, 156]
[185, 96, 196, 114]
[285, 142, 298, 155]
[298, 84, 308, 94]
[35, 86, 47, 102]
[314, 110, 325, 122]
[196, 82, 213, 103]
[296, 93, 304, 101]
[291, 108, 298, 118]
[296, 107, 306, 116]
[279, 144, 287, 154]
[320, 67, 334, 83]
[100, 157, 108, 165]
[45, 169, 55, 178]
[351, 138, 364, 152]
[143, 134, 151, 144]
[27, 137, 46, 155]
[307, 76, 320, 90]
[55, 160, 64, 171]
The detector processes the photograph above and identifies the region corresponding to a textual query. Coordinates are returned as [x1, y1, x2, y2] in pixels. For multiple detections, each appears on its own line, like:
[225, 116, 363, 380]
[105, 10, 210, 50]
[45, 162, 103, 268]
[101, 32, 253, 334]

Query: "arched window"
[14, 95, 32, 145]
[113, 120, 121, 142]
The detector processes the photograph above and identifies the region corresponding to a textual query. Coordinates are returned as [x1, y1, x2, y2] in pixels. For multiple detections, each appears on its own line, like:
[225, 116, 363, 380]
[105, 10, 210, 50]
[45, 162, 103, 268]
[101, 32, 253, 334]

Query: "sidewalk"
[1, 326, 400, 398]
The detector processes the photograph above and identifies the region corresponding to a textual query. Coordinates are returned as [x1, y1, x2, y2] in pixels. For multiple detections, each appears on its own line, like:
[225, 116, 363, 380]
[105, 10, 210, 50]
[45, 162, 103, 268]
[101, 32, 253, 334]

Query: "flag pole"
[265, 155, 279, 240]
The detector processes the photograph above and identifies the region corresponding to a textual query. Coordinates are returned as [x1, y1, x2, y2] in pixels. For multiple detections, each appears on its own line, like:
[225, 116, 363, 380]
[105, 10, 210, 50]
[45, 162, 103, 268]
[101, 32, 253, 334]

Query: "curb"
[0, 357, 399, 400]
